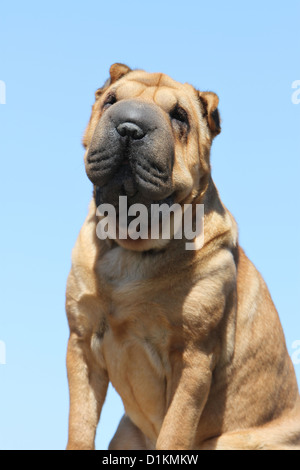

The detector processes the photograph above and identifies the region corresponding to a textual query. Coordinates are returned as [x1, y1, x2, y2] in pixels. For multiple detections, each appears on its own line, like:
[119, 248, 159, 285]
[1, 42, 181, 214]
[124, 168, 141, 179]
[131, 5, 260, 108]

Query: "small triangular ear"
[199, 91, 221, 138]
[94, 63, 132, 101]
[109, 63, 132, 83]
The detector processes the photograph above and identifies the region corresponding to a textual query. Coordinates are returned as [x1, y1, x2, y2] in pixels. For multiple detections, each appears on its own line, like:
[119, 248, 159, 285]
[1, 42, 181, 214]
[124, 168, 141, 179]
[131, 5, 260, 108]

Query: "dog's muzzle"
[85, 100, 175, 207]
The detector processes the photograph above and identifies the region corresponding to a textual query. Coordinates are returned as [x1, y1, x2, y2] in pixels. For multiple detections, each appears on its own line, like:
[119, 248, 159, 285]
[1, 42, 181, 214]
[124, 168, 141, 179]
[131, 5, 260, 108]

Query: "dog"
[65, 63, 300, 450]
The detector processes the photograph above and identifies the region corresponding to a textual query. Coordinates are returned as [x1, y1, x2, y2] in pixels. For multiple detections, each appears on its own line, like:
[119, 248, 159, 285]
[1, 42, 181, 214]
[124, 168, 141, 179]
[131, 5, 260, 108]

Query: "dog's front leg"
[156, 351, 213, 450]
[66, 333, 109, 450]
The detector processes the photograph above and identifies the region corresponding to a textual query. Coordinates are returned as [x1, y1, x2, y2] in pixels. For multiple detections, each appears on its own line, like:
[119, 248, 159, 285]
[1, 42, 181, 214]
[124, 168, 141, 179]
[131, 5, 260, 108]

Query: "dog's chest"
[98, 245, 154, 286]
[102, 314, 170, 440]
[96, 247, 174, 439]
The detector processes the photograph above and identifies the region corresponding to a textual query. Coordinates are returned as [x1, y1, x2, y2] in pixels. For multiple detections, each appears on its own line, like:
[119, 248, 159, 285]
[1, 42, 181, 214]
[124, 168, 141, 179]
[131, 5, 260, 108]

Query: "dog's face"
[83, 63, 221, 250]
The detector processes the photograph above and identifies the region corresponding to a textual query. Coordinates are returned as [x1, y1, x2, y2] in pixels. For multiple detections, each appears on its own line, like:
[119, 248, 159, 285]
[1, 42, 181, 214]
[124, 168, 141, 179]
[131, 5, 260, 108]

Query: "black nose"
[110, 100, 158, 141]
[117, 122, 145, 140]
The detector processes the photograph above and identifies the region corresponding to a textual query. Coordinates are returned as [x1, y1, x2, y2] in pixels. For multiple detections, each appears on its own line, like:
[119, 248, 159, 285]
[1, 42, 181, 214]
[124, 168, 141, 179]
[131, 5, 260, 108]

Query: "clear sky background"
[0, 0, 299, 450]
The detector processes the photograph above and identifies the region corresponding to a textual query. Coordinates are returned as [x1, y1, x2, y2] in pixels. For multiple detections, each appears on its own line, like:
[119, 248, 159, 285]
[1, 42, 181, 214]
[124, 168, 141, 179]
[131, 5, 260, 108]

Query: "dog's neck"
[93, 177, 238, 256]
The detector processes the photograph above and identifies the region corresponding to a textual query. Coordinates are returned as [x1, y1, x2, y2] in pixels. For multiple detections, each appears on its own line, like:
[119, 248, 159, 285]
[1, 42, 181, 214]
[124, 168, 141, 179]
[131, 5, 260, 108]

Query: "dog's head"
[83, 63, 221, 250]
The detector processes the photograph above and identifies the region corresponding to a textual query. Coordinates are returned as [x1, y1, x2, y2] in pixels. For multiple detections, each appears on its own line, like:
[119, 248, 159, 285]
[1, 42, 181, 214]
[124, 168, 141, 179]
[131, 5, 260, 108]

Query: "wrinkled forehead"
[113, 70, 198, 111]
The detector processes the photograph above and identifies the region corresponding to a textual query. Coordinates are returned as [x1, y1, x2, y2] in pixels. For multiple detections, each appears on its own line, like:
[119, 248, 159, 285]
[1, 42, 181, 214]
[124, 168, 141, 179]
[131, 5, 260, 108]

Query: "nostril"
[116, 122, 145, 140]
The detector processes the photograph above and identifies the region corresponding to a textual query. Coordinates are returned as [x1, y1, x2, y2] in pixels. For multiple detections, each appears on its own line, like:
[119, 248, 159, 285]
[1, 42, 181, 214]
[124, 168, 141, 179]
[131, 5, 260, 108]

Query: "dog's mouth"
[88, 145, 173, 204]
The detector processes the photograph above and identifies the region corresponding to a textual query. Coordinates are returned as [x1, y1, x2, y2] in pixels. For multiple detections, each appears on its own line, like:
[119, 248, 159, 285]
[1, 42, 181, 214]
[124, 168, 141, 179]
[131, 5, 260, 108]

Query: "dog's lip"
[121, 157, 130, 166]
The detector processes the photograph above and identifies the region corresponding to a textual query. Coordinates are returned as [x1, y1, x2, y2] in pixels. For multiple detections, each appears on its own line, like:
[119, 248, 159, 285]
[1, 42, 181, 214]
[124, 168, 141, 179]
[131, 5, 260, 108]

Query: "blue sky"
[0, 0, 299, 450]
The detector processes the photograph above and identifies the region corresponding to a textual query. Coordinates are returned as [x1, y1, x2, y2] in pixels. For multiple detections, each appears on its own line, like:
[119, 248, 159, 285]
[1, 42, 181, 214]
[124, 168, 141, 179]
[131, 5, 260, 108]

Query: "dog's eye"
[103, 93, 117, 109]
[170, 105, 189, 126]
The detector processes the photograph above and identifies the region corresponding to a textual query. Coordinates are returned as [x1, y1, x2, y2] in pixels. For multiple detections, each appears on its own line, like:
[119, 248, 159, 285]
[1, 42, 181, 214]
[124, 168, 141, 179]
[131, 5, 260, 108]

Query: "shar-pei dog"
[66, 63, 300, 450]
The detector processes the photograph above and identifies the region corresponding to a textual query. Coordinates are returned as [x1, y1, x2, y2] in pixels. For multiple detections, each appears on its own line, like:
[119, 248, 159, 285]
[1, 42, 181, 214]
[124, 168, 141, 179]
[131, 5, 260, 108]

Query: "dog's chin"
[115, 236, 170, 252]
